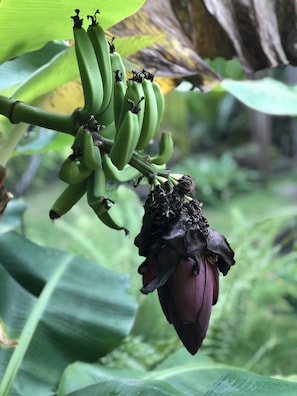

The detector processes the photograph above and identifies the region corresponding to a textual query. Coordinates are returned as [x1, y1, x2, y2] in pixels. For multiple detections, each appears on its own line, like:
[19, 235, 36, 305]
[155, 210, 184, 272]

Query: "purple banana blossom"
[135, 176, 235, 354]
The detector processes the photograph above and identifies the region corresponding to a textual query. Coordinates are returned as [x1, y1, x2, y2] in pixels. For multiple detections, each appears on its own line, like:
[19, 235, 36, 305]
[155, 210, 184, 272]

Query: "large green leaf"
[12, 130, 73, 157]
[0, 199, 26, 233]
[65, 380, 183, 396]
[0, 41, 68, 92]
[58, 350, 297, 395]
[9, 46, 77, 103]
[220, 77, 297, 115]
[0, 0, 145, 63]
[0, 231, 137, 396]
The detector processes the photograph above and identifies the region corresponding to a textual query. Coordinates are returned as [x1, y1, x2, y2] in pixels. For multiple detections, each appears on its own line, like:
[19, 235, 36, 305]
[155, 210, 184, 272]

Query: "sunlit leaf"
[10, 47, 77, 104]
[220, 78, 297, 115]
[0, 0, 145, 63]
[0, 41, 68, 92]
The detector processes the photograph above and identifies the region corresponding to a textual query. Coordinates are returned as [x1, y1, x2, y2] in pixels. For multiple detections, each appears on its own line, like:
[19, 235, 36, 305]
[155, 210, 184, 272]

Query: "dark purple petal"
[207, 229, 235, 275]
[167, 258, 205, 323]
[192, 261, 216, 341]
[139, 246, 180, 294]
[157, 259, 217, 355]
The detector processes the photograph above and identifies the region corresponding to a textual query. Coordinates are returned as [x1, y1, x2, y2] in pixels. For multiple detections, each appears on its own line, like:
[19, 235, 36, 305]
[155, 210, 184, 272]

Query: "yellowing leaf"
[42, 79, 83, 114]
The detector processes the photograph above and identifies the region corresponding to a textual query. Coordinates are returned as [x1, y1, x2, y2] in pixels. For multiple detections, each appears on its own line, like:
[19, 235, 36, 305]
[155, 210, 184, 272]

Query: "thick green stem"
[0, 96, 78, 135]
[129, 152, 169, 179]
[97, 134, 169, 179]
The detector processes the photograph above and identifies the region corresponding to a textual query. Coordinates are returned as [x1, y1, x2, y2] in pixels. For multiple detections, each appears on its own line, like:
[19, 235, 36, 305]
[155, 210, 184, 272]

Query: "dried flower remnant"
[135, 175, 235, 354]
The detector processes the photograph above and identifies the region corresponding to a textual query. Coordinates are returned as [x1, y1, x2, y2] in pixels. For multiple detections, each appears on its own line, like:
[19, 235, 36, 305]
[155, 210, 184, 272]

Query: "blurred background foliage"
[4, 54, 297, 379]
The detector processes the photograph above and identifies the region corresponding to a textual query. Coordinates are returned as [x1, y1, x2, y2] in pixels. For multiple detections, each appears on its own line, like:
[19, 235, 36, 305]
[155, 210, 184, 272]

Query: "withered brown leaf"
[110, 0, 297, 91]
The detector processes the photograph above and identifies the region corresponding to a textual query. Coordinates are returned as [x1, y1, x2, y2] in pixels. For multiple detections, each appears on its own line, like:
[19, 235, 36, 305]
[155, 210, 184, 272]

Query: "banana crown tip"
[142, 69, 154, 82]
[71, 9, 83, 28]
[123, 228, 129, 236]
[130, 70, 143, 83]
[49, 210, 60, 220]
[109, 37, 116, 53]
[87, 9, 100, 26]
[127, 98, 143, 114]
[114, 69, 124, 82]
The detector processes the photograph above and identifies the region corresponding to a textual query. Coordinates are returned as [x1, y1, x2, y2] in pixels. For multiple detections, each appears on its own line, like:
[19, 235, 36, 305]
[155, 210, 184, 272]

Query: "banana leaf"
[0, 0, 145, 63]
[0, 231, 137, 396]
[58, 349, 297, 395]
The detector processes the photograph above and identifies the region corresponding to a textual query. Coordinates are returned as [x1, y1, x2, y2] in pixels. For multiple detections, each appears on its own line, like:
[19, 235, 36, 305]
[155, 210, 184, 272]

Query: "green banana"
[99, 121, 117, 139]
[81, 127, 103, 170]
[71, 9, 104, 122]
[110, 104, 141, 170]
[49, 179, 87, 219]
[96, 95, 114, 126]
[72, 122, 85, 153]
[58, 156, 91, 184]
[71, 125, 102, 170]
[87, 10, 113, 116]
[87, 166, 108, 209]
[109, 38, 126, 81]
[136, 74, 159, 150]
[117, 74, 145, 136]
[152, 79, 165, 136]
[102, 154, 140, 182]
[97, 207, 128, 234]
[87, 167, 127, 232]
[150, 131, 174, 165]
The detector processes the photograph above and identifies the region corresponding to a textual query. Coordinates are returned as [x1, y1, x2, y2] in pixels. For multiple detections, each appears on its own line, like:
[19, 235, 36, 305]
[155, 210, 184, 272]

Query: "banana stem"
[129, 152, 169, 179]
[0, 96, 78, 135]
[96, 134, 169, 179]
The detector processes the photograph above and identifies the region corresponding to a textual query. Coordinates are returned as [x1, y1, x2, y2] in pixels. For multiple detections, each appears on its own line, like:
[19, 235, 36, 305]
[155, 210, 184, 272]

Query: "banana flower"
[135, 176, 235, 354]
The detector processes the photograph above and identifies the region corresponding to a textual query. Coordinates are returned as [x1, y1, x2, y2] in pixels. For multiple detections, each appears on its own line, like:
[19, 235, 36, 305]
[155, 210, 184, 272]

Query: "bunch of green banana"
[50, 120, 128, 233]
[51, 10, 174, 231]
[109, 67, 171, 170]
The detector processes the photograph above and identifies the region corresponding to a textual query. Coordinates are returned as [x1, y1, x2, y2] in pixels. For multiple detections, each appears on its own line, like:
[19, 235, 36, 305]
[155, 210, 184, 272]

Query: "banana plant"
[1, 1, 297, 395]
